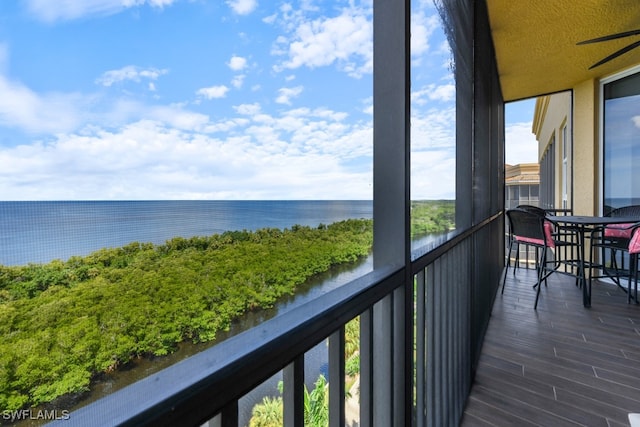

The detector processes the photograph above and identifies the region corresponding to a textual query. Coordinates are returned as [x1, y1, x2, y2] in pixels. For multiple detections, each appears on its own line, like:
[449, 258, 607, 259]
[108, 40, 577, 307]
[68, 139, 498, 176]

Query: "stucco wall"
[533, 91, 572, 210]
[572, 79, 598, 216]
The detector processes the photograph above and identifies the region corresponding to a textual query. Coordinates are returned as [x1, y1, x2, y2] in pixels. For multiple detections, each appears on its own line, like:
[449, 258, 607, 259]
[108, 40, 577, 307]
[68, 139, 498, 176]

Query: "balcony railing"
[49, 213, 503, 427]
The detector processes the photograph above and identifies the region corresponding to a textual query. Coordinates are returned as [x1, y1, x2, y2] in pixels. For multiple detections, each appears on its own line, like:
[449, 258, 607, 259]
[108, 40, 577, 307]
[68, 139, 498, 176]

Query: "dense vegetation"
[411, 200, 455, 237]
[249, 376, 328, 427]
[0, 220, 372, 411]
[249, 317, 360, 427]
[0, 200, 454, 412]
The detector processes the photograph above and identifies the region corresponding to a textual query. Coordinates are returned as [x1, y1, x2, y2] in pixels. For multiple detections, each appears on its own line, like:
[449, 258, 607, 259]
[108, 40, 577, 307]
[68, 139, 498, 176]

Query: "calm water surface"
[0, 200, 372, 266]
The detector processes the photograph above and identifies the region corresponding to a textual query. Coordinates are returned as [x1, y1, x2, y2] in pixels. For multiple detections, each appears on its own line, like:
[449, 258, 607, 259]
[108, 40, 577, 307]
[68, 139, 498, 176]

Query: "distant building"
[505, 163, 540, 210]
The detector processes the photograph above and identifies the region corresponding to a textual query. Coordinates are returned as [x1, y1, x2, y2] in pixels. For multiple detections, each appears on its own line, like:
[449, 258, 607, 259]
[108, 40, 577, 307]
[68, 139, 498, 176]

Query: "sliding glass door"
[602, 70, 640, 213]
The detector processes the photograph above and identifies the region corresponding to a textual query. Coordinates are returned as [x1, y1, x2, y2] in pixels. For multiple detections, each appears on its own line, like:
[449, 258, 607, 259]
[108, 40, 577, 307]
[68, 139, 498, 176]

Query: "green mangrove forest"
[410, 199, 455, 236]
[0, 200, 454, 412]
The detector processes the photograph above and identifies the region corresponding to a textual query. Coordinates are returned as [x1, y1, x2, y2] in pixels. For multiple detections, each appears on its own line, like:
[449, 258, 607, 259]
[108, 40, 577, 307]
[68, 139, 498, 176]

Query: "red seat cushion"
[604, 223, 634, 239]
[544, 221, 555, 248]
[515, 236, 545, 246]
[629, 229, 640, 255]
[514, 221, 555, 249]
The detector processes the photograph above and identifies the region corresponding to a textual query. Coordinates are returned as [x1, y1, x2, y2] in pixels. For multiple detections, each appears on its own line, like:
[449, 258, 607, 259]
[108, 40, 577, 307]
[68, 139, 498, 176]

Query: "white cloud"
[1, 0, 461, 201]
[262, 13, 277, 25]
[411, 150, 455, 199]
[231, 74, 246, 89]
[234, 103, 261, 115]
[276, 86, 303, 105]
[24, 0, 176, 23]
[132, 0, 174, 7]
[632, 116, 640, 128]
[410, 104, 456, 199]
[148, 106, 210, 131]
[0, 67, 214, 136]
[227, 56, 248, 89]
[197, 85, 230, 99]
[411, 108, 455, 156]
[272, 5, 373, 78]
[410, 12, 440, 58]
[505, 122, 538, 165]
[412, 83, 455, 104]
[228, 56, 248, 71]
[226, 0, 257, 15]
[0, 106, 373, 200]
[96, 66, 168, 87]
[0, 74, 84, 134]
[437, 40, 451, 56]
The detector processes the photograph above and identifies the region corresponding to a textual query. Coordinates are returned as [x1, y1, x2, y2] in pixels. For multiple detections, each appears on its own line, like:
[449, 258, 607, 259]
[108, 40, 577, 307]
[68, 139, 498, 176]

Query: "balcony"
[461, 267, 640, 426]
[48, 213, 640, 427]
[38, 0, 640, 425]
[48, 215, 501, 427]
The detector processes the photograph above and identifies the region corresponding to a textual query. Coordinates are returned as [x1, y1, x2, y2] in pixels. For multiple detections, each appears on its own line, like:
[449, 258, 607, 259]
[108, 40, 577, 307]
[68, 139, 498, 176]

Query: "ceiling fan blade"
[577, 28, 640, 45]
[589, 39, 640, 69]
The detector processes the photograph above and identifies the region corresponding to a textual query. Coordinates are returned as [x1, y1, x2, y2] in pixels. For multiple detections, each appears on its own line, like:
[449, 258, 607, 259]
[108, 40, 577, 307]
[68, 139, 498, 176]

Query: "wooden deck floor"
[460, 267, 640, 427]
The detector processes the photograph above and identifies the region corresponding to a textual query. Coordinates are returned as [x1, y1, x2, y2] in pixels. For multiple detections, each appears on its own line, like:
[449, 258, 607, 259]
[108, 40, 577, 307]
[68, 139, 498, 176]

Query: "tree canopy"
[0, 219, 372, 410]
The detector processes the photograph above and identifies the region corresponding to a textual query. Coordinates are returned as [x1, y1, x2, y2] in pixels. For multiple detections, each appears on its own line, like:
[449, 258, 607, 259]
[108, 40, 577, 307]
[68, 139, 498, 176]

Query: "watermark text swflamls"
[2, 409, 71, 422]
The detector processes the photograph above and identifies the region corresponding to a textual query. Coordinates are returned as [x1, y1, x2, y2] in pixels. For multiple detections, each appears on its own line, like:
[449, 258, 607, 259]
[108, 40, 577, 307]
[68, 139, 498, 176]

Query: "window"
[602, 69, 640, 212]
[510, 186, 520, 201]
[530, 184, 539, 200]
[540, 139, 555, 209]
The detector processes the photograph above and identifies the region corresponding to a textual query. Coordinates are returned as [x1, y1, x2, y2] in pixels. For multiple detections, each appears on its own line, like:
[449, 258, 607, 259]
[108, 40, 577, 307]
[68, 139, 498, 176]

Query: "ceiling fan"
[577, 28, 640, 69]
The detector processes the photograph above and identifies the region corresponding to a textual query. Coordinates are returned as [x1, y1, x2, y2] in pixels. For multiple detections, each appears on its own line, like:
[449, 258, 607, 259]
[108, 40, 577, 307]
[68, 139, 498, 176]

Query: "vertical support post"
[220, 401, 238, 427]
[329, 328, 346, 427]
[373, 0, 410, 270]
[373, 0, 411, 425]
[415, 270, 426, 427]
[393, 285, 407, 426]
[372, 296, 393, 426]
[283, 357, 304, 427]
[425, 264, 436, 427]
[360, 309, 373, 427]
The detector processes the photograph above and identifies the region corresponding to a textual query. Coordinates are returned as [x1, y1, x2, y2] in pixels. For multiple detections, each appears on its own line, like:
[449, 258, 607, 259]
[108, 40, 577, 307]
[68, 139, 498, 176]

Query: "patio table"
[546, 215, 640, 307]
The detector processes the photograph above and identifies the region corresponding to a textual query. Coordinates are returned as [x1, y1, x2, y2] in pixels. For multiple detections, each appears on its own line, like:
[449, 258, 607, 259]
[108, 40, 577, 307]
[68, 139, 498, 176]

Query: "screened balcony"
[46, 0, 640, 426]
[461, 268, 640, 426]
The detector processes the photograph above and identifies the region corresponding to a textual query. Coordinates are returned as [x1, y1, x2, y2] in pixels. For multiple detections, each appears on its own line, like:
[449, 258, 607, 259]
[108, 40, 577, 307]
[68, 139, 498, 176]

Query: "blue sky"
[0, 0, 537, 200]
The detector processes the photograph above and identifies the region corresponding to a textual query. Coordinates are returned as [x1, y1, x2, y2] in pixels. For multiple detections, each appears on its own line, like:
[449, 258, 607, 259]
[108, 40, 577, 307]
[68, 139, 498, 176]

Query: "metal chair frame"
[503, 208, 578, 308]
[590, 205, 640, 302]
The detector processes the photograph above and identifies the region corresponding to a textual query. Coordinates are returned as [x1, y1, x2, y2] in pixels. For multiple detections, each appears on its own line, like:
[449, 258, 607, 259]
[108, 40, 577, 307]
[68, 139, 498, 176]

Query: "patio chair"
[590, 205, 640, 297]
[516, 204, 547, 216]
[517, 205, 579, 276]
[503, 208, 569, 309]
[505, 205, 549, 273]
[593, 220, 640, 303]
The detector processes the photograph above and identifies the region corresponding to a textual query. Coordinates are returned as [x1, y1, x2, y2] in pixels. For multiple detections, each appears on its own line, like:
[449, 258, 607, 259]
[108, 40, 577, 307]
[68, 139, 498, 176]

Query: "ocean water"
[0, 200, 373, 266]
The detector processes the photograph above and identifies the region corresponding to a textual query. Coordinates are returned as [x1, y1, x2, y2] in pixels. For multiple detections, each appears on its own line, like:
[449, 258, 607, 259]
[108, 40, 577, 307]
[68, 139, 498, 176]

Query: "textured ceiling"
[486, 0, 640, 101]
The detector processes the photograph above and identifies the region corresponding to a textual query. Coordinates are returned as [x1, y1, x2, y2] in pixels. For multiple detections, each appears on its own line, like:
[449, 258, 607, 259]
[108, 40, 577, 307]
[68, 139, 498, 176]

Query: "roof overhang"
[487, 0, 640, 102]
